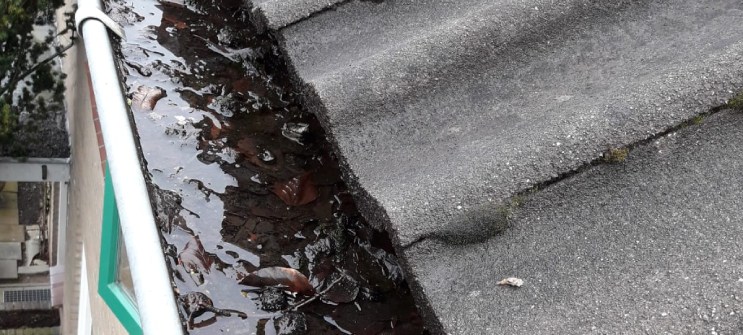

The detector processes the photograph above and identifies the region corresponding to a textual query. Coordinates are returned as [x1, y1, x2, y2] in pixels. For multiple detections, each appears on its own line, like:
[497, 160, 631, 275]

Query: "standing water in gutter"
[106, 0, 426, 333]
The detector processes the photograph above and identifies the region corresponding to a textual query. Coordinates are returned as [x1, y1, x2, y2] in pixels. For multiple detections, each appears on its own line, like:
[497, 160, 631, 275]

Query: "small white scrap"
[175, 115, 188, 126]
[147, 112, 164, 120]
[497, 277, 524, 287]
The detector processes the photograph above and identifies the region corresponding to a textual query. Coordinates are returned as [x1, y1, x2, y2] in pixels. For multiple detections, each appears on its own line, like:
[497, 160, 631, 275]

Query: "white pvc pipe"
[76, 0, 183, 333]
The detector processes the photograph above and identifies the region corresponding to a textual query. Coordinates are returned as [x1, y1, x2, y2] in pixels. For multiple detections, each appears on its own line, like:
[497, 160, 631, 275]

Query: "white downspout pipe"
[75, 1, 183, 333]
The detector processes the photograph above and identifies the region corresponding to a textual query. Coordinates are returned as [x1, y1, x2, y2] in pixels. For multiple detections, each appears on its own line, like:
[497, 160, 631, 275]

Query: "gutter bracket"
[74, 7, 126, 39]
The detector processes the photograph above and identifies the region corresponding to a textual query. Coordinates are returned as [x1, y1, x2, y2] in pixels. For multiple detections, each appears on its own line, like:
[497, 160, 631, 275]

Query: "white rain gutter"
[74, 2, 183, 334]
[0, 157, 70, 182]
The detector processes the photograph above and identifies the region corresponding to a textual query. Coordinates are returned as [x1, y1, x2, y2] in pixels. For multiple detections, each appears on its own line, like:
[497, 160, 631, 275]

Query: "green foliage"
[0, 101, 15, 141]
[0, 0, 73, 152]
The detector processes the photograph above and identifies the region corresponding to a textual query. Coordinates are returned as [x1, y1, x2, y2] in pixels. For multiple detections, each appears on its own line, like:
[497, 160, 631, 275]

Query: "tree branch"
[0, 40, 74, 98]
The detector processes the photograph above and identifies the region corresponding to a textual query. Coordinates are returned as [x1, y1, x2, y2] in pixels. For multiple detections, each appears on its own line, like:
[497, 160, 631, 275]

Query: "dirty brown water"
[106, 0, 425, 333]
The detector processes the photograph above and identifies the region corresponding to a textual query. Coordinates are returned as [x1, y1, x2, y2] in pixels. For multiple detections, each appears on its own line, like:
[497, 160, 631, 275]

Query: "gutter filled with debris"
[104, 0, 427, 332]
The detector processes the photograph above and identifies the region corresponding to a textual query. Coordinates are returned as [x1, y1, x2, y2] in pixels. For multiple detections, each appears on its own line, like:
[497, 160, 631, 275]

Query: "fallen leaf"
[210, 124, 221, 139]
[272, 173, 318, 206]
[131, 85, 166, 111]
[235, 138, 281, 171]
[179, 292, 248, 330]
[239, 267, 316, 296]
[162, 11, 188, 29]
[321, 272, 359, 304]
[248, 205, 301, 220]
[204, 118, 222, 139]
[180, 291, 216, 318]
[236, 138, 258, 156]
[496, 277, 524, 287]
[231, 78, 255, 94]
[178, 236, 213, 274]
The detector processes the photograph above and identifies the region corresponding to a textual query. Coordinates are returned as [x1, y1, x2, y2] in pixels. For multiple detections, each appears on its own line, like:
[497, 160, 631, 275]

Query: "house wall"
[58, 4, 127, 334]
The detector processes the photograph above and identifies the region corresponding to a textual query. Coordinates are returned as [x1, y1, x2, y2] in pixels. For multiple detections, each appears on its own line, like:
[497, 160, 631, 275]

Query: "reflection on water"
[108, 0, 425, 333]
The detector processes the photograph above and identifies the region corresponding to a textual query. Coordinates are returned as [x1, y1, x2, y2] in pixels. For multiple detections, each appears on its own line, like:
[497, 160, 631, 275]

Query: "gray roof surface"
[405, 110, 743, 334]
[246, 0, 743, 332]
[249, 0, 346, 31]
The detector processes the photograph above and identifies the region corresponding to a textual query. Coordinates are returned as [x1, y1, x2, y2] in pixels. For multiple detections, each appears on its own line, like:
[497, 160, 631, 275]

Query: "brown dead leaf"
[179, 291, 248, 329]
[210, 124, 221, 139]
[162, 11, 188, 29]
[131, 85, 166, 111]
[235, 138, 263, 166]
[202, 118, 222, 140]
[496, 277, 524, 287]
[248, 204, 302, 220]
[239, 267, 316, 296]
[272, 173, 318, 206]
[178, 236, 213, 274]
[236, 138, 259, 157]
[231, 78, 254, 94]
[235, 138, 281, 171]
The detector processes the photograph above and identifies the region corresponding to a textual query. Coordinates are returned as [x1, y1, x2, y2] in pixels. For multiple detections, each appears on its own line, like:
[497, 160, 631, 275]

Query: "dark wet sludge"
[107, 0, 425, 333]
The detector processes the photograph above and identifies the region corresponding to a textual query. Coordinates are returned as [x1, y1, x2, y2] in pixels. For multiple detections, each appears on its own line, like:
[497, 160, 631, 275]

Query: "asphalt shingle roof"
[406, 109, 743, 334]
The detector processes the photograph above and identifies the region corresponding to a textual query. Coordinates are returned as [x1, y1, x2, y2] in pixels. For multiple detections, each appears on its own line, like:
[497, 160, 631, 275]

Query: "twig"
[224, 211, 247, 219]
[288, 274, 346, 311]
[211, 306, 276, 320]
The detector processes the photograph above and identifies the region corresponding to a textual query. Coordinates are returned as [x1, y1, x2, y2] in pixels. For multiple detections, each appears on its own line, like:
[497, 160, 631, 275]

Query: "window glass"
[116, 231, 136, 303]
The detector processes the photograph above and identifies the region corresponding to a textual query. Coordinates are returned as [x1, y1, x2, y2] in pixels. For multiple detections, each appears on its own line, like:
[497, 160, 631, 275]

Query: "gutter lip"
[0, 157, 70, 163]
[75, 0, 183, 333]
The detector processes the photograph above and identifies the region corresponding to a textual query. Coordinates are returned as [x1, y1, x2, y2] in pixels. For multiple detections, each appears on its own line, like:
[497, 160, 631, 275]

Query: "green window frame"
[99, 167, 143, 334]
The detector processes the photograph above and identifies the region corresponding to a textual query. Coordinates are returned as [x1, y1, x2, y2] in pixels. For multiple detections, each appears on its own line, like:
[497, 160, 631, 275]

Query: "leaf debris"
[497, 277, 524, 287]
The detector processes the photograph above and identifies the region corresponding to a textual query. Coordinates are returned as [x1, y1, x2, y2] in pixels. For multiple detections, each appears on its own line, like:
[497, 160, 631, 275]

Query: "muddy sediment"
[108, 0, 426, 333]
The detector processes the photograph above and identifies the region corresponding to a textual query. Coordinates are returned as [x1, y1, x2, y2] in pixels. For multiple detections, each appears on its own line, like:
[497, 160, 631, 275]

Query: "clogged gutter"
[107, 0, 425, 333]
